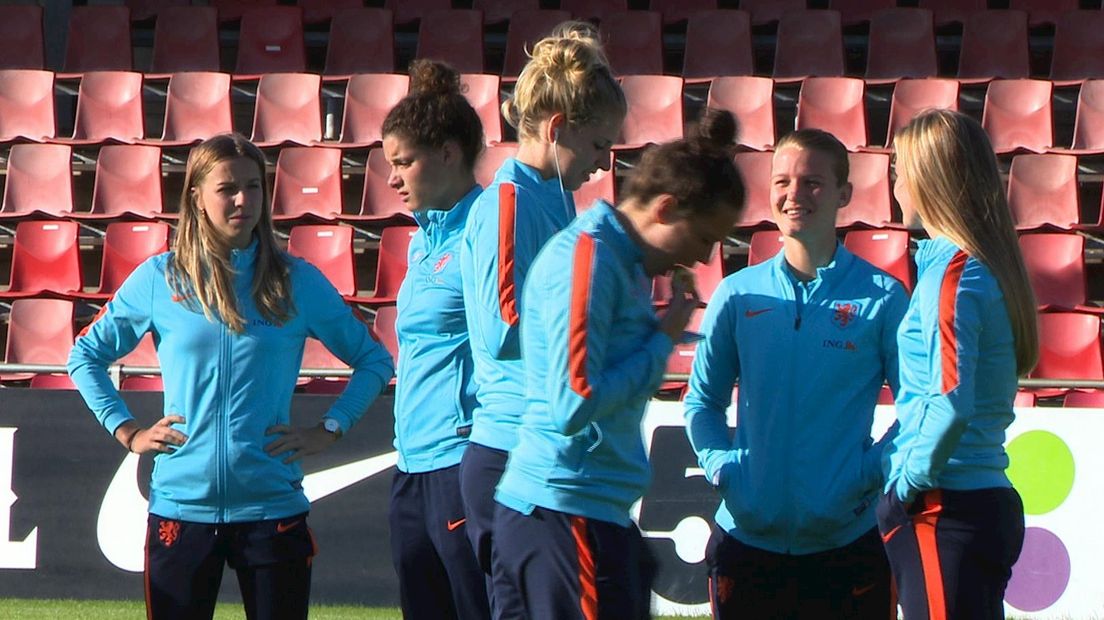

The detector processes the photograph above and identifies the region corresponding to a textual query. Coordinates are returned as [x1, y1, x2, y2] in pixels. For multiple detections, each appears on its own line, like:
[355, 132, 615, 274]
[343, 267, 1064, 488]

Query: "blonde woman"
[68, 134, 394, 620]
[882, 109, 1038, 619]
[458, 20, 626, 616]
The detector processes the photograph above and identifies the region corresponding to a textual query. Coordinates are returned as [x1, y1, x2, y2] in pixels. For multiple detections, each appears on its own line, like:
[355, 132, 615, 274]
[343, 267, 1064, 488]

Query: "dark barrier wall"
[0, 389, 719, 606]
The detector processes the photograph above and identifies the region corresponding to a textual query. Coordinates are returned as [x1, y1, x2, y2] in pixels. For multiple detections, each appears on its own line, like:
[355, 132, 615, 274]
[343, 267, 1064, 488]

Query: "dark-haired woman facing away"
[883, 109, 1037, 619]
[381, 59, 491, 619]
[68, 133, 394, 620]
[491, 110, 745, 619]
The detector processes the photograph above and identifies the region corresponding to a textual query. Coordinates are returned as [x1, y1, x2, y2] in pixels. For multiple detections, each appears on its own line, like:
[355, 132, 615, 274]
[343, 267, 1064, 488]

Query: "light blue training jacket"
[685, 244, 908, 554]
[496, 201, 673, 527]
[393, 185, 481, 473]
[460, 158, 576, 452]
[884, 236, 1019, 504]
[68, 241, 395, 523]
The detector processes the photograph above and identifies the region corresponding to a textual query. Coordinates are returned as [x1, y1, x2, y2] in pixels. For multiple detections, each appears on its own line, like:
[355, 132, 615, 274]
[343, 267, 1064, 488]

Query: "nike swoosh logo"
[446, 518, 466, 531]
[852, 583, 876, 597]
[276, 519, 302, 533]
[744, 308, 772, 318]
[881, 524, 903, 544]
[97, 451, 399, 572]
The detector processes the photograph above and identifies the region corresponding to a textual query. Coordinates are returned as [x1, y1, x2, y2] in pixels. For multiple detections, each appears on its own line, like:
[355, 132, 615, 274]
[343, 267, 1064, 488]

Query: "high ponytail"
[382, 59, 484, 168]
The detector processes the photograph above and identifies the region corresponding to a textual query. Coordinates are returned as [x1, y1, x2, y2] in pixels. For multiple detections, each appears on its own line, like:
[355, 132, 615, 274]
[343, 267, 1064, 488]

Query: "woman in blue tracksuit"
[458, 20, 626, 616]
[380, 59, 490, 619]
[492, 110, 746, 619]
[68, 134, 395, 620]
[883, 109, 1038, 619]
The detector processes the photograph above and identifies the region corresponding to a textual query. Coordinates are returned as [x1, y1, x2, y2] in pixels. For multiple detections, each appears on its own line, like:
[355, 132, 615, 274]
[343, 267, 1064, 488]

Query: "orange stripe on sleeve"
[571, 516, 599, 620]
[938, 251, 969, 394]
[569, 233, 596, 399]
[914, 490, 946, 620]
[497, 183, 520, 326]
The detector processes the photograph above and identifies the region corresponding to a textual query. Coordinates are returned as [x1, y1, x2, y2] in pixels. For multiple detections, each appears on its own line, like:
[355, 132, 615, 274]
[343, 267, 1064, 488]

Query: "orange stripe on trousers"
[915, 490, 947, 620]
[568, 233, 595, 398]
[570, 516, 598, 620]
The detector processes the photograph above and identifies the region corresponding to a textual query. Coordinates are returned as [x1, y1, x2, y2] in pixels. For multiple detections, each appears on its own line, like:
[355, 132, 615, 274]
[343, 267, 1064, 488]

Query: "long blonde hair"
[503, 20, 626, 141]
[894, 109, 1038, 375]
[169, 133, 292, 333]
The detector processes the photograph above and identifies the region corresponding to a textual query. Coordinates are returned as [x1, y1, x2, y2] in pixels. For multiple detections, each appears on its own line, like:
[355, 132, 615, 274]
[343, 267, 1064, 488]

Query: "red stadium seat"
[1050, 11, 1104, 86]
[795, 77, 867, 151]
[65, 71, 145, 145]
[957, 10, 1030, 84]
[250, 73, 322, 147]
[918, 0, 986, 27]
[652, 249, 725, 307]
[660, 308, 705, 393]
[747, 230, 784, 266]
[0, 70, 55, 143]
[475, 144, 519, 190]
[1010, 0, 1078, 27]
[982, 79, 1053, 154]
[740, 0, 805, 26]
[559, 0, 628, 23]
[1014, 390, 1037, 408]
[342, 148, 415, 225]
[117, 332, 161, 390]
[650, 0, 717, 26]
[1063, 390, 1104, 408]
[1018, 232, 1088, 311]
[474, 0, 540, 25]
[336, 73, 408, 148]
[773, 10, 845, 83]
[63, 6, 132, 75]
[157, 72, 233, 147]
[271, 147, 343, 222]
[600, 11, 664, 77]
[1, 298, 75, 382]
[574, 155, 616, 213]
[682, 10, 754, 84]
[210, 0, 278, 23]
[297, 0, 361, 25]
[361, 227, 417, 306]
[287, 225, 357, 297]
[416, 10, 484, 74]
[1006, 154, 1079, 230]
[885, 78, 959, 148]
[1068, 80, 1104, 154]
[371, 305, 400, 367]
[299, 337, 350, 393]
[707, 76, 774, 151]
[78, 145, 165, 220]
[385, 0, 450, 26]
[617, 75, 684, 150]
[0, 144, 74, 220]
[843, 229, 912, 292]
[829, 0, 895, 25]
[502, 10, 572, 80]
[0, 5, 45, 70]
[323, 9, 395, 78]
[840, 152, 892, 229]
[732, 151, 775, 229]
[0, 221, 81, 299]
[865, 8, 938, 84]
[87, 222, 171, 301]
[234, 7, 306, 78]
[461, 74, 503, 144]
[121, 375, 165, 391]
[1031, 312, 1104, 385]
[149, 6, 219, 75]
[29, 373, 77, 390]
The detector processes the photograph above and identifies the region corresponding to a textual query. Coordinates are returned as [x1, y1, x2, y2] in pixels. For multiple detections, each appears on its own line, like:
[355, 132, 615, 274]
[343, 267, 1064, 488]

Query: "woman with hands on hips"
[67, 133, 394, 620]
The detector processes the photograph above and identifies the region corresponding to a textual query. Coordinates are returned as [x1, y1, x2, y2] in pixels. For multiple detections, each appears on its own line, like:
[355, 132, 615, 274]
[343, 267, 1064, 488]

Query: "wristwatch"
[321, 417, 343, 438]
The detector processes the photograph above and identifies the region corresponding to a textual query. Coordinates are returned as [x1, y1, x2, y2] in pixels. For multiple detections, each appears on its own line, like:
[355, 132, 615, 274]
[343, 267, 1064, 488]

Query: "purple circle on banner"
[1005, 527, 1071, 612]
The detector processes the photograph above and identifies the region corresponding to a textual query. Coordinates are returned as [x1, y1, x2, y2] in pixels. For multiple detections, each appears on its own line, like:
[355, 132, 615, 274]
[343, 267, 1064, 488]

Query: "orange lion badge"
[158, 520, 181, 548]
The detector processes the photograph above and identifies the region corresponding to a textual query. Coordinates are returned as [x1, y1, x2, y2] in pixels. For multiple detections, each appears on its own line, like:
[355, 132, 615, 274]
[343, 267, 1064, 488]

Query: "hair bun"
[408, 59, 462, 97]
[694, 108, 738, 150]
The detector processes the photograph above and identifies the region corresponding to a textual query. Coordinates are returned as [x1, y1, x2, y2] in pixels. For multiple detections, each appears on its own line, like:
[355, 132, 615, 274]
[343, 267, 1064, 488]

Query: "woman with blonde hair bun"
[458, 20, 626, 618]
[881, 109, 1038, 619]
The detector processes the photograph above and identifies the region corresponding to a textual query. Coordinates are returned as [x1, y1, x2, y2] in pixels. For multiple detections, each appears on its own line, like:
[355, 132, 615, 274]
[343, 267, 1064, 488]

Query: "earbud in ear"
[553, 128, 560, 143]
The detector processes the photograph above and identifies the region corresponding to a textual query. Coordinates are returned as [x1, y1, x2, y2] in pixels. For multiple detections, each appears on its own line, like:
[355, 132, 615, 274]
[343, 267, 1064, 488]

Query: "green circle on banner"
[1006, 430, 1075, 516]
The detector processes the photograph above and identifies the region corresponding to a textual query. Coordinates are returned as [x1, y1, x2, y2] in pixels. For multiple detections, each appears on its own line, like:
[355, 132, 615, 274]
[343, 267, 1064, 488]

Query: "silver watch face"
[323, 418, 341, 434]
